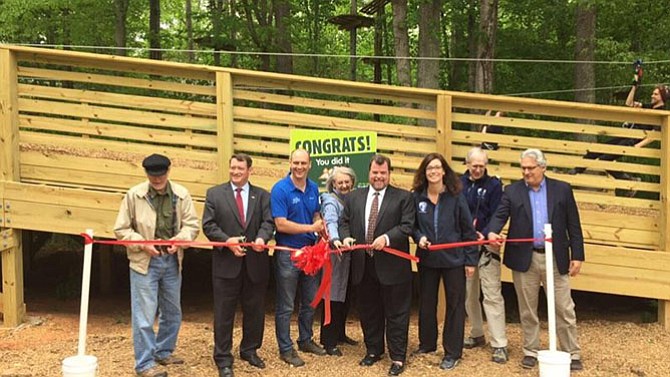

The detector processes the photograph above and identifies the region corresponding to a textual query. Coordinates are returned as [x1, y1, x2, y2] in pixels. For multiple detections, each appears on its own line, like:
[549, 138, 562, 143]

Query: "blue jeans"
[129, 254, 182, 373]
[274, 250, 320, 353]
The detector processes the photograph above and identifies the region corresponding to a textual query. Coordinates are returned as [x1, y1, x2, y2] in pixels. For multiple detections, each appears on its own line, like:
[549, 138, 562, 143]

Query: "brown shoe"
[155, 354, 184, 366]
[137, 365, 168, 377]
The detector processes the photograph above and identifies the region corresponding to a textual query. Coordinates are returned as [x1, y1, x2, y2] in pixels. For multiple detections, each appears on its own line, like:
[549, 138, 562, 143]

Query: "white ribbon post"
[543, 223, 557, 351]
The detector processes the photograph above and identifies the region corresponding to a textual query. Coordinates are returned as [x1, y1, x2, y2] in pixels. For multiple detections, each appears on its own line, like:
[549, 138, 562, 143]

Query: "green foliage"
[1, 0, 670, 101]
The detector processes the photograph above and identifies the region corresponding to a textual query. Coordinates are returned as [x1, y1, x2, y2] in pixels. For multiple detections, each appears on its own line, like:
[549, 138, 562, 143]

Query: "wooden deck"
[2, 45, 670, 328]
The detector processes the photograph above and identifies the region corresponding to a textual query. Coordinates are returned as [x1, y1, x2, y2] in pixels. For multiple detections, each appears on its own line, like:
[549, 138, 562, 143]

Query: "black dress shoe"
[520, 355, 537, 369]
[240, 353, 265, 369]
[388, 362, 405, 376]
[338, 335, 358, 346]
[325, 347, 343, 356]
[411, 347, 436, 355]
[571, 359, 584, 371]
[359, 353, 383, 366]
[218, 366, 234, 377]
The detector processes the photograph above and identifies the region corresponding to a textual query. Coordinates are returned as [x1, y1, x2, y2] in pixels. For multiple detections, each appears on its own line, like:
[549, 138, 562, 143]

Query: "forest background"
[1, 0, 669, 106]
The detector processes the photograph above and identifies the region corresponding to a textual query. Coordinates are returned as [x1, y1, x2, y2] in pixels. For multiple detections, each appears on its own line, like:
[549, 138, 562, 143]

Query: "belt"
[532, 248, 545, 254]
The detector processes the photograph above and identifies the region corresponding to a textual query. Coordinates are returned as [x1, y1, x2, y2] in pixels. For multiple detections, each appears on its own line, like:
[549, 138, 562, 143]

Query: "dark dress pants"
[418, 264, 466, 359]
[212, 260, 267, 368]
[357, 255, 412, 362]
[320, 301, 346, 348]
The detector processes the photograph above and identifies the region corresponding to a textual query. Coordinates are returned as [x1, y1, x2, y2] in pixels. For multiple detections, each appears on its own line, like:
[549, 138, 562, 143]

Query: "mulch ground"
[1, 294, 669, 377]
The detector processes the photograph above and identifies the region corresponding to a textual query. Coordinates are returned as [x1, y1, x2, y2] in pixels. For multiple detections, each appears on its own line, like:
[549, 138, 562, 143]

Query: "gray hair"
[325, 166, 357, 193]
[520, 149, 547, 167]
[466, 147, 488, 164]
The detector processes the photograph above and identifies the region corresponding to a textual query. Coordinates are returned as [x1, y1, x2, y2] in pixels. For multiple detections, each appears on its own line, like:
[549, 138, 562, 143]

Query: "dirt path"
[1, 294, 669, 377]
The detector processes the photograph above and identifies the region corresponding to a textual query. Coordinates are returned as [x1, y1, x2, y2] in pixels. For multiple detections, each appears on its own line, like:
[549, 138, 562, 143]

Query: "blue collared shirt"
[270, 175, 320, 248]
[527, 178, 548, 248]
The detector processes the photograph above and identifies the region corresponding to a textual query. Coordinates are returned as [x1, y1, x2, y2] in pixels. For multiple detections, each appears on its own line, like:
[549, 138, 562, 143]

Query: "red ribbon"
[79, 233, 418, 326]
[427, 237, 552, 251]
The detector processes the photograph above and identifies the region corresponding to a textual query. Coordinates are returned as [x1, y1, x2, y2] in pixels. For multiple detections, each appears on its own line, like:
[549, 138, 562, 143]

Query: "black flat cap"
[142, 153, 171, 176]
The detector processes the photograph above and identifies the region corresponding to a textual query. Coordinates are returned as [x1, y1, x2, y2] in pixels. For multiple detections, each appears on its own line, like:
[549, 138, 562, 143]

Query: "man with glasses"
[487, 149, 584, 371]
[460, 147, 508, 363]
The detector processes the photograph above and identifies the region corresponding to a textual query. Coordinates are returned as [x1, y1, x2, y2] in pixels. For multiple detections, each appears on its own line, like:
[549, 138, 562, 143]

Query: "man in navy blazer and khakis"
[202, 153, 275, 377]
[487, 149, 584, 372]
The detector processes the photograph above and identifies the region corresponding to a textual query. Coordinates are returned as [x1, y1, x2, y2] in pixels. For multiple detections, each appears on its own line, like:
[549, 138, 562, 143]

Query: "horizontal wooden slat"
[234, 106, 436, 139]
[487, 165, 659, 193]
[234, 89, 435, 120]
[19, 115, 217, 148]
[452, 94, 669, 126]
[500, 244, 670, 300]
[12, 46, 216, 81]
[452, 144, 660, 175]
[454, 112, 661, 140]
[233, 74, 437, 106]
[20, 132, 217, 162]
[580, 209, 658, 231]
[452, 130, 661, 159]
[19, 84, 217, 117]
[18, 66, 216, 96]
[19, 152, 216, 197]
[19, 98, 216, 132]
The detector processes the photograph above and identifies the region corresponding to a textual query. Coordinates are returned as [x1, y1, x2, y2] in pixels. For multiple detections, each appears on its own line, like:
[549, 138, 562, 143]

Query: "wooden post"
[2, 228, 25, 327]
[0, 48, 25, 327]
[216, 72, 235, 183]
[436, 94, 453, 162]
[435, 94, 453, 321]
[658, 115, 670, 329]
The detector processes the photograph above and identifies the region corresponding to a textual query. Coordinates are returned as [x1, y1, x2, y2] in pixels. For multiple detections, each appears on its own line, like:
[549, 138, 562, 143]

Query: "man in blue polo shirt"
[271, 148, 326, 367]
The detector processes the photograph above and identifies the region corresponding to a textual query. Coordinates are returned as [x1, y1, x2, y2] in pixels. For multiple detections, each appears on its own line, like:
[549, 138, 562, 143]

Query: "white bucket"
[537, 350, 571, 377]
[62, 355, 98, 377]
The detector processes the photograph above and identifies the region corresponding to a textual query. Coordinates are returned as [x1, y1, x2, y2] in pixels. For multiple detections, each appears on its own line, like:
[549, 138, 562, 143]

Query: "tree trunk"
[210, 0, 224, 66]
[114, 0, 129, 56]
[391, 0, 411, 87]
[467, 0, 477, 91]
[417, 0, 441, 90]
[149, 0, 162, 60]
[241, 0, 271, 72]
[185, 0, 194, 62]
[349, 0, 357, 81]
[574, 1, 597, 140]
[229, 0, 238, 67]
[273, 0, 293, 74]
[474, 0, 498, 94]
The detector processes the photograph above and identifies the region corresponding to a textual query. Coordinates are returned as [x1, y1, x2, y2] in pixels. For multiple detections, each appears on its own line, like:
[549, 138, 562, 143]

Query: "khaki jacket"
[114, 181, 200, 274]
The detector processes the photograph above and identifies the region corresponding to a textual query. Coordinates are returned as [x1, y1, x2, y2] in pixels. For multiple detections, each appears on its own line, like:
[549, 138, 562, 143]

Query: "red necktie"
[235, 188, 246, 227]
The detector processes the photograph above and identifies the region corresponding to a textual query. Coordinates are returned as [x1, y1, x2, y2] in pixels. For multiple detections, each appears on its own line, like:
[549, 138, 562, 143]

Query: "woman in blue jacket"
[319, 166, 357, 356]
[412, 153, 479, 371]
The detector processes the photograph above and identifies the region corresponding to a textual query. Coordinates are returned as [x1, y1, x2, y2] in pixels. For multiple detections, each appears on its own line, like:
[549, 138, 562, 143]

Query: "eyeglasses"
[426, 166, 443, 172]
[521, 165, 539, 172]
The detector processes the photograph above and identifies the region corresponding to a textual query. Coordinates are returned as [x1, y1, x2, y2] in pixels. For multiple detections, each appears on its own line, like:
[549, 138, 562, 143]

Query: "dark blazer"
[487, 176, 585, 275]
[339, 185, 415, 285]
[412, 191, 479, 268]
[202, 182, 275, 282]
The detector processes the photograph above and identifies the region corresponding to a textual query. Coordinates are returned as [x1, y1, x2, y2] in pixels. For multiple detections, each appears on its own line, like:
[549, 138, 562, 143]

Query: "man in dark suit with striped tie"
[202, 153, 275, 377]
[339, 154, 415, 376]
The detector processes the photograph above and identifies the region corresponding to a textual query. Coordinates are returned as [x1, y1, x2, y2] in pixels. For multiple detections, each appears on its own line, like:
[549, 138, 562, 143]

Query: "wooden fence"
[2, 45, 670, 328]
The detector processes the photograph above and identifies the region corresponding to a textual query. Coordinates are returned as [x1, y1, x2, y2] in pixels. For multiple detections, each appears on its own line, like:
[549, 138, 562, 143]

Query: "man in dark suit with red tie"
[339, 154, 415, 376]
[202, 153, 275, 377]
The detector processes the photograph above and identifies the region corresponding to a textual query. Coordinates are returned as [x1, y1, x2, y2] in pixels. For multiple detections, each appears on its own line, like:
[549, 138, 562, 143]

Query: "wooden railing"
[2, 45, 670, 328]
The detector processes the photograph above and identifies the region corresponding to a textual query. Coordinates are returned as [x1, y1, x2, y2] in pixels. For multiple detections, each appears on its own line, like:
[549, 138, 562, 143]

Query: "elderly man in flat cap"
[114, 153, 200, 377]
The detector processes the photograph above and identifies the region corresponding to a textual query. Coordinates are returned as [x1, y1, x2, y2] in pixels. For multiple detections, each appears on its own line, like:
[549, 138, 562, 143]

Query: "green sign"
[290, 130, 377, 190]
